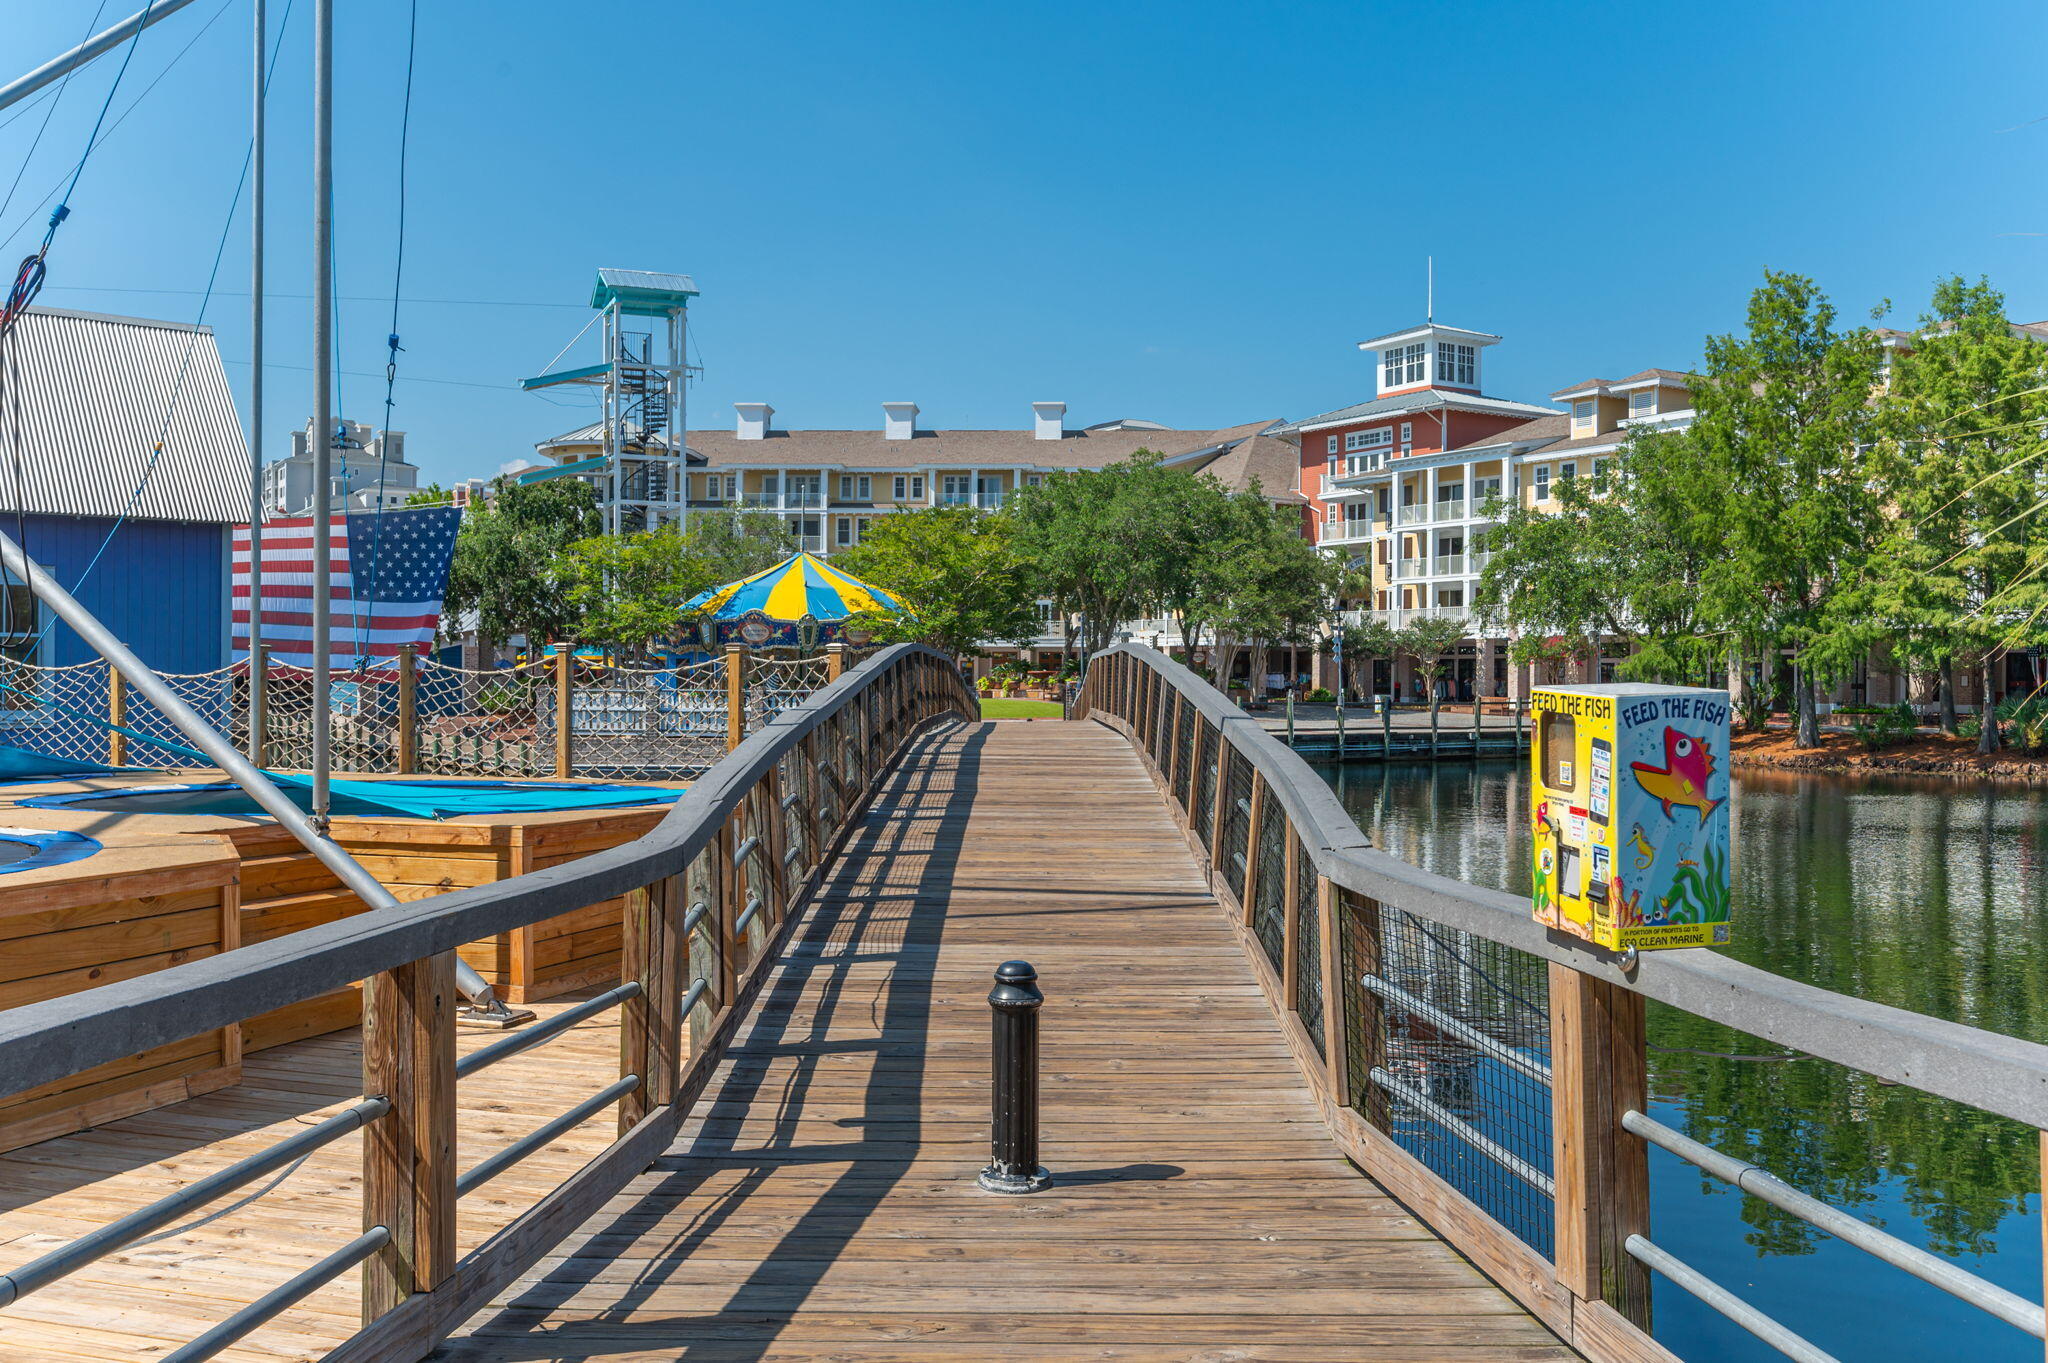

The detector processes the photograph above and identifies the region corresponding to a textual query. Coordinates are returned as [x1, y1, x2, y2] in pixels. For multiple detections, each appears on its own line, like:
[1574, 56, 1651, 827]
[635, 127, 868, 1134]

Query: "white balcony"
[1432, 553, 1467, 576]
[1393, 556, 1420, 580]
[1433, 499, 1467, 522]
[1319, 522, 1373, 546]
[1396, 504, 1429, 526]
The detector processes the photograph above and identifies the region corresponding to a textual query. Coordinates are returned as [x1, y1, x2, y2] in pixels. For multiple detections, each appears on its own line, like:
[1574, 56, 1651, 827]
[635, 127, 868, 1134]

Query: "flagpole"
[309, 0, 332, 819]
[246, 0, 265, 761]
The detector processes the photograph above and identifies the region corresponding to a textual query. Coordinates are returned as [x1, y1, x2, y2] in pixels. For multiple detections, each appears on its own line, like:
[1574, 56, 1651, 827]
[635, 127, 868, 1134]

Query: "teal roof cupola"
[590, 267, 699, 317]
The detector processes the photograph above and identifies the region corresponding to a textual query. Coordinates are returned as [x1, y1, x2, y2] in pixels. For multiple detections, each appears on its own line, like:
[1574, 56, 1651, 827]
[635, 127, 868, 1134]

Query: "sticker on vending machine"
[1589, 737, 1612, 823]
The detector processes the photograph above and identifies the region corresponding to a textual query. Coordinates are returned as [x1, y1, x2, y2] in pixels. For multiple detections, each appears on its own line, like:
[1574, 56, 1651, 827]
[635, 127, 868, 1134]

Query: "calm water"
[1326, 759, 2046, 1363]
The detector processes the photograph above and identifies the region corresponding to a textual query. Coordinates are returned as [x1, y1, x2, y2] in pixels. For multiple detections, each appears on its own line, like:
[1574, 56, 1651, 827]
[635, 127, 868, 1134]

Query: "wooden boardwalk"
[437, 721, 1575, 1361]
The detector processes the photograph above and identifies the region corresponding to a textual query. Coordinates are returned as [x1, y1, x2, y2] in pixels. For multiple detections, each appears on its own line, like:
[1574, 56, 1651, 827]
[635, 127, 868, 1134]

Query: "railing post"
[618, 875, 683, 1135]
[1240, 773, 1265, 925]
[361, 949, 457, 1322]
[553, 645, 573, 778]
[715, 819, 739, 1006]
[1321, 882, 1355, 1107]
[725, 643, 748, 752]
[1549, 962, 1652, 1331]
[107, 663, 126, 766]
[251, 642, 270, 768]
[978, 960, 1051, 1194]
[396, 643, 417, 776]
[1208, 731, 1230, 854]
[824, 641, 845, 683]
[1280, 831, 1301, 1003]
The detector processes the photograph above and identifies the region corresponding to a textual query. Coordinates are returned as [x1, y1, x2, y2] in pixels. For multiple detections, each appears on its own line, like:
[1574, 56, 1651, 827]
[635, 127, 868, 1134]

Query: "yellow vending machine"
[1529, 683, 1731, 952]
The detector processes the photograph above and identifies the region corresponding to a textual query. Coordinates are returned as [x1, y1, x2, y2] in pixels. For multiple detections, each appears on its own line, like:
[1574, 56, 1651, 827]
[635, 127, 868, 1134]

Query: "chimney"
[1032, 401, 1066, 441]
[882, 401, 919, 441]
[734, 401, 773, 441]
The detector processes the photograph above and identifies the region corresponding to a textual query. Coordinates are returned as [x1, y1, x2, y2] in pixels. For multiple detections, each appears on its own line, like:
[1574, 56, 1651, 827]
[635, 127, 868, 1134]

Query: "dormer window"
[1383, 343, 1427, 390]
[1629, 389, 1655, 417]
[1572, 400, 1595, 432]
[1437, 343, 1477, 387]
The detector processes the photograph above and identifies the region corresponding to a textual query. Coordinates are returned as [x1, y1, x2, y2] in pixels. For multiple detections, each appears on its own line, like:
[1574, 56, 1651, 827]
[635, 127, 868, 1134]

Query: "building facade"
[528, 401, 1304, 662]
[262, 419, 419, 515]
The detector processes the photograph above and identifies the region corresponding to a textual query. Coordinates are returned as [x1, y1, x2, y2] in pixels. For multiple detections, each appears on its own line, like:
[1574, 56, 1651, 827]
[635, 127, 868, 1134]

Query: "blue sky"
[7, 0, 2048, 488]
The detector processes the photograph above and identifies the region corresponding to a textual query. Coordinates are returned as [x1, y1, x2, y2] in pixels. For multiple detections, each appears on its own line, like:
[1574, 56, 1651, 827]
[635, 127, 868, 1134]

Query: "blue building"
[0, 307, 247, 676]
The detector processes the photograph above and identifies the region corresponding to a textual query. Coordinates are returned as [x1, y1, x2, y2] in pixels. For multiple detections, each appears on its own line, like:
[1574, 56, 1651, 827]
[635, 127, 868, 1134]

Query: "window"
[1024, 473, 1043, 487]
[892, 475, 906, 500]
[1572, 400, 1594, 426]
[1591, 457, 1609, 484]
[1326, 435, 1339, 455]
[1629, 389, 1655, 417]
[941, 474, 972, 504]
[837, 474, 872, 501]
[1534, 464, 1551, 499]
[1558, 462, 1577, 482]
[1036, 600, 1059, 627]
[836, 517, 853, 547]
[1437, 482, 1464, 504]
[891, 474, 925, 501]
[760, 475, 780, 501]
[1399, 422, 1413, 453]
[1344, 428, 1392, 453]
[1382, 342, 1427, 389]
[1437, 342, 1477, 387]
[788, 474, 820, 505]
[1326, 504, 1339, 524]
[1474, 476, 1502, 504]
[0, 570, 45, 708]
[1327, 454, 1342, 478]
[1376, 488, 1391, 516]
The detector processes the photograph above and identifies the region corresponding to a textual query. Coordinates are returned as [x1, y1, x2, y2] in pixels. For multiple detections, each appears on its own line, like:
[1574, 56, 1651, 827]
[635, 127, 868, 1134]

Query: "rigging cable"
[356, 0, 419, 671]
[12, 0, 295, 661]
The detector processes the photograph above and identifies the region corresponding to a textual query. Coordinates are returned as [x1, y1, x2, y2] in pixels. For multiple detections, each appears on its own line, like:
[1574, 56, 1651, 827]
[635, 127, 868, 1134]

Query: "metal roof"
[1274, 389, 1559, 435]
[591, 268, 698, 315]
[0, 308, 248, 523]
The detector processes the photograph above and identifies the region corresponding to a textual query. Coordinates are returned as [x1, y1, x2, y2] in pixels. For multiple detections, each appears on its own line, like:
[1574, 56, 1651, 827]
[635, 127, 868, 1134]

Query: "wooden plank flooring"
[0, 993, 629, 1362]
[436, 721, 1576, 1362]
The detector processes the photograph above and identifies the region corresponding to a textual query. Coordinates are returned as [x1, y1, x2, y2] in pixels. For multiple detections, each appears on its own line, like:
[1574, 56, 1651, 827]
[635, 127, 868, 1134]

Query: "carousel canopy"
[683, 553, 903, 623]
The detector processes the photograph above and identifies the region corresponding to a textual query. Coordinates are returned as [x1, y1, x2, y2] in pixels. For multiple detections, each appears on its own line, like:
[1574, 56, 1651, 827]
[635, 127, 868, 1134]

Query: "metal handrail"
[456, 1074, 643, 1197]
[1360, 972, 1553, 1086]
[1368, 1066, 1554, 1197]
[1622, 1109, 2046, 1339]
[455, 981, 643, 1080]
[159, 1226, 392, 1363]
[731, 836, 761, 866]
[0, 1095, 390, 1308]
[735, 894, 764, 934]
[1625, 1235, 1841, 1363]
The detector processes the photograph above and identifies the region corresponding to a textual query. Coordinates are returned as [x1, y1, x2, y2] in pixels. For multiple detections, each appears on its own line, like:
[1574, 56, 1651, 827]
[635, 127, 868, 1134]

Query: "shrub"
[1995, 694, 2048, 753]
[1848, 703, 1917, 752]
[1306, 687, 1335, 703]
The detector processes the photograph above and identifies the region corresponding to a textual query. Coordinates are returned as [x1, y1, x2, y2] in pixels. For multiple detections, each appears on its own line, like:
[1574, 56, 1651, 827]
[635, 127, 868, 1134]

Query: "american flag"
[232, 507, 462, 675]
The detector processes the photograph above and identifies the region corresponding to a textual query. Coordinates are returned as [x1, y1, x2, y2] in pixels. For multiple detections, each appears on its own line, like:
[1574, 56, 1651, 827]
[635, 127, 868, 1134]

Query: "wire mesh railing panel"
[747, 656, 831, 733]
[262, 667, 398, 773]
[569, 659, 726, 781]
[1345, 895, 1555, 1259]
[1171, 697, 1194, 813]
[1293, 831, 1323, 1051]
[1220, 749, 1253, 903]
[412, 660, 554, 777]
[1251, 790, 1287, 973]
[1192, 719, 1218, 851]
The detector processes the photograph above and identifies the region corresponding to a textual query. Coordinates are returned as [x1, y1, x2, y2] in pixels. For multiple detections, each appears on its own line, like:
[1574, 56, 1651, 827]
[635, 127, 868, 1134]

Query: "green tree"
[833, 506, 1041, 657]
[445, 477, 601, 655]
[1009, 452, 1204, 657]
[1195, 487, 1339, 698]
[404, 483, 449, 507]
[560, 524, 700, 659]
[1397, 613, 1468, 746]
[1690, 272, 1885, 747]
[678, 506, 798, 584]
[1340, 615, 1400, 701]
[1868, 276, 2048, 753]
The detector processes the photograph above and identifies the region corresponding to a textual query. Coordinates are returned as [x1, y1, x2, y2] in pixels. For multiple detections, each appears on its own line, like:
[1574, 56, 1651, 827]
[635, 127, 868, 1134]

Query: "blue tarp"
[0, 745, 120, 782]
[20, 777, 684, 821]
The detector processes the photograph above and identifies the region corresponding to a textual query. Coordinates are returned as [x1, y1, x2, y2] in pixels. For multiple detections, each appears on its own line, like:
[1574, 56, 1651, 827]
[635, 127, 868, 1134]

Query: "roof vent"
[734, 402, 773, 441]
[882, 401, 919, 441]
[1032, 401, 1066, 441]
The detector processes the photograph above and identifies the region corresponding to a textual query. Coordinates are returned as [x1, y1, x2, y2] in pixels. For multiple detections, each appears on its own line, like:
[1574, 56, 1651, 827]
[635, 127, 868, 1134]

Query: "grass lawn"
[979, 698, 1064, 719]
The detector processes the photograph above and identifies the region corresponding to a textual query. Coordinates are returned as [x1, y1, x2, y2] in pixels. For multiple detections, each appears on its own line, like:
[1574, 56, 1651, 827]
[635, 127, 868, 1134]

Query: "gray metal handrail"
[1623, 1110, 2046, 1339]
[1625, 1235, 1842, 1363]
[159, 1226, 392, 1363]
[1368, 1066, 1554, 1197]
[731, 836, 761, 866]
[456, 1074, 644, 1197]
[455, 981, 643, 1080]
[1361, 972, 1553, 1086]
[735, 894, 764, 934]
[0, 1094, 389, 1307]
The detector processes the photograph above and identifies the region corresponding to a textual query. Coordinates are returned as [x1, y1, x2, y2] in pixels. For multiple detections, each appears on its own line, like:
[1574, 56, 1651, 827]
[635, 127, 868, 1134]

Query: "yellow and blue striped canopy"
[683, 553, 903, 622]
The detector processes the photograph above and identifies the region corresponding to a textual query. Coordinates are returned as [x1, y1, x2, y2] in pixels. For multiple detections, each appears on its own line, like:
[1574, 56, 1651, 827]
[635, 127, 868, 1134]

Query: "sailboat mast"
[309, 0, 333, 818]
[247, 0, 266, 760]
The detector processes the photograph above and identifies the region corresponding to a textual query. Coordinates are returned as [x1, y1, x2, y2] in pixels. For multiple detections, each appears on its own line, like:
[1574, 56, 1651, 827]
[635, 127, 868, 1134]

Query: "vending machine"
[1529, 683, 1732, 952]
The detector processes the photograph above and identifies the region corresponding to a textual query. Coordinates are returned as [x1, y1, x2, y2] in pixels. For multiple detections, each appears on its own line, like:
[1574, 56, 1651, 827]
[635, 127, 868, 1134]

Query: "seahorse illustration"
[1626, 822, 1656, 870]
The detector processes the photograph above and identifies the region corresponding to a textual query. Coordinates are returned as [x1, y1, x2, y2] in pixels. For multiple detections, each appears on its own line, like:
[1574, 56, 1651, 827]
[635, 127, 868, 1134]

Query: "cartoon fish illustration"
[1630, 726, 1722, 823]
[1626, 822, 1656, 870]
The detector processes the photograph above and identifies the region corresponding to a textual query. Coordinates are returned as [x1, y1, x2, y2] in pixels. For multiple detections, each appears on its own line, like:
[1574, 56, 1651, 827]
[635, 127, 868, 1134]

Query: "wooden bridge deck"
[436, 721, 1574, 1362]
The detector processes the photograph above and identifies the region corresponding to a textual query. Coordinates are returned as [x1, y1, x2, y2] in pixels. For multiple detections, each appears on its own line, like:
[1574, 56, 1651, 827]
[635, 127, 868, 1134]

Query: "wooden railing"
[0, 645, 976, 1361]
[1077, 643, 2048, 1363]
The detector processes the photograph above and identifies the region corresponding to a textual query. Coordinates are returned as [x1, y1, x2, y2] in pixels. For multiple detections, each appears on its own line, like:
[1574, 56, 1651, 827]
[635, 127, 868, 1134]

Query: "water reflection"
[1326, 759, 2046, 1363]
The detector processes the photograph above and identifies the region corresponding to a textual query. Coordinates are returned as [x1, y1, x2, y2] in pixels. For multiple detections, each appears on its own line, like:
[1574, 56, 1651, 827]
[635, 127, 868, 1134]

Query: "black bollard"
[977, 959, 1052, 1194]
